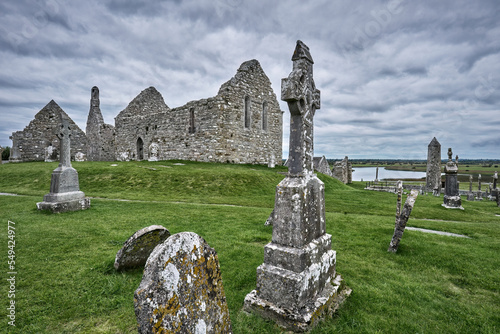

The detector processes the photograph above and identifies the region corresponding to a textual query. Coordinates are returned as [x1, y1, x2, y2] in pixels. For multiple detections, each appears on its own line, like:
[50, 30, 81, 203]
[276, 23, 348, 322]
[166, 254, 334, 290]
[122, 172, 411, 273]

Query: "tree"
[2, 146, 10, 160]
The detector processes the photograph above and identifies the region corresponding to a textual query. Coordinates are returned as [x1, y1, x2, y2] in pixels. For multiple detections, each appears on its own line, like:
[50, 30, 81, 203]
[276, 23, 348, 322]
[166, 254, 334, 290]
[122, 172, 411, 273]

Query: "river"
[352, 167, 428, 182]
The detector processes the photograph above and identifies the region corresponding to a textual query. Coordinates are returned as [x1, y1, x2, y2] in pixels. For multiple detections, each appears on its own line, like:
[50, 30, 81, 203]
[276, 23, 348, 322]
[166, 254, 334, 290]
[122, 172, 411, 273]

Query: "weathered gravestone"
[425, 137, 441, 193]
[134, 232, 232, 333]
[477, 174, 483, 201]
[442, 148, 463, 209]
[244, 40, 350, 332]
[388, 182, 419, 253]
[37, 112, 90, 213]
[467, 175, 475, 201]
[114, 225, 170, 270]
[375, 166, 379, 182]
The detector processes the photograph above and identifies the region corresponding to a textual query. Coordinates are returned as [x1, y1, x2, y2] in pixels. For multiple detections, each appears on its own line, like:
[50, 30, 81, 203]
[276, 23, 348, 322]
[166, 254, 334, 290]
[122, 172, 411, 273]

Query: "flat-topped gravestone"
[114, 225, 170, 270]
[244, 40, 350, 332]
[134, 232, 232, 334]
[37, 112, 90, 213]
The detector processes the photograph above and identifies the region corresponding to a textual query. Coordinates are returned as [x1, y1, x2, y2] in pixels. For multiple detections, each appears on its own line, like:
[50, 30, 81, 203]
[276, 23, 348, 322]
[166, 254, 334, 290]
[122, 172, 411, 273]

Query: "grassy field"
[1, 160, 499, 333]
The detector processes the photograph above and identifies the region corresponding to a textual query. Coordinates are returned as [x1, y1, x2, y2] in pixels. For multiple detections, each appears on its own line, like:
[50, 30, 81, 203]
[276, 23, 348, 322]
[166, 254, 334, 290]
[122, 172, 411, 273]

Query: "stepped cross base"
[442, 195, 463, 210]
[244, 275, 350, 332]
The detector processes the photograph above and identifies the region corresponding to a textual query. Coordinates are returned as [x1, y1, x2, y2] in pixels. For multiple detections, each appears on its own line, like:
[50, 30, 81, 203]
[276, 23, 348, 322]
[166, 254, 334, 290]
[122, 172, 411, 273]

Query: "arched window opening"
[137, 137, 144, 161]
[244, 96, 251, 128]
[189, 108, 195, 134]
[262, 101, 268, 131]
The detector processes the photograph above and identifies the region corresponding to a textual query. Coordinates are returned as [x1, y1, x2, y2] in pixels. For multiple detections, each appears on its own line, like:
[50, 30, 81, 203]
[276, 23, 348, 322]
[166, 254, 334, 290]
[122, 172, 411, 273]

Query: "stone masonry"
[9, 100, 87, 162]
[313, 155, 332, 176]
[86, 86, 115, 161]
[425, 137, 441, 193]
[332, 156, 352, 184]
[244, 41, 350, 332]
[114, 59, 282, 164]
[10, 60, 283, 165]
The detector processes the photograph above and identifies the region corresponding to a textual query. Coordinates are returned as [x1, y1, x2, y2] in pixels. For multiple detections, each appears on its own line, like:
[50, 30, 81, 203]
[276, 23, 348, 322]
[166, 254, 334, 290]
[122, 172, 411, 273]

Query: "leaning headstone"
[37, 113, 90, 213]
[467, 175, 475, 201]
[134, 232, 232, 333]
[114, 225, 170, 270]
[442, 148, 463, 209]
[375, 166, 379, 183]
[244, 41, 350, 332]
[425, 137, 441, 193]
[388, 186, 418, 253]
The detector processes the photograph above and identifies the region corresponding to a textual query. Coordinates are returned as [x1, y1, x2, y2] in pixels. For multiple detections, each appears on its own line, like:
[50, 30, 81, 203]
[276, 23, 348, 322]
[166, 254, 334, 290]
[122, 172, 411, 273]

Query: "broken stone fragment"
[114, 225, 170, 270]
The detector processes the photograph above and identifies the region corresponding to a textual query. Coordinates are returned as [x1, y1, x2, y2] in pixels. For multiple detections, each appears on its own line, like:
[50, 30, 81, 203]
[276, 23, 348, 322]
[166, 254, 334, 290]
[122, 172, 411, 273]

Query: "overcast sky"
[1, 0, 499, 159]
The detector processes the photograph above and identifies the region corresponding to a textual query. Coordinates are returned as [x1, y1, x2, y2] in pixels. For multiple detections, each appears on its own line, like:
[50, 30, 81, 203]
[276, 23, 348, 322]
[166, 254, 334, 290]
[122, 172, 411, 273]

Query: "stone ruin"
[442, 148, 463, 209]
[313, 155, 333, 176]
[114, 225, 170, 271]
[244, 41, 350, 332]
[10, 60, 283, 166]
[388, 181, 419, 253]
[86, 86, 115, 161]
[425, 137, 441, 194]
[36, 112, 90, 213]
[134, 232, 232, 333]
[332, 156, 352, 184]
[9, 100, 87, 163]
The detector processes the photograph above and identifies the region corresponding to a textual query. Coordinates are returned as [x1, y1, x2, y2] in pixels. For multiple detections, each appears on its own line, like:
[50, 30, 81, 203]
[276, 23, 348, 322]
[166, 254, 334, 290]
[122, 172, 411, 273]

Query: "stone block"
[134, 232, 232, 333]
[114, 225, 171, 270]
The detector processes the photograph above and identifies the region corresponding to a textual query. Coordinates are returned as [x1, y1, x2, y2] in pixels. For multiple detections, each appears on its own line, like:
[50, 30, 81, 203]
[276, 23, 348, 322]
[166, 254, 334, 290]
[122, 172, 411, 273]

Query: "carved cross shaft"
[57, 113, 72, 167]
[282, 41, 321, 175]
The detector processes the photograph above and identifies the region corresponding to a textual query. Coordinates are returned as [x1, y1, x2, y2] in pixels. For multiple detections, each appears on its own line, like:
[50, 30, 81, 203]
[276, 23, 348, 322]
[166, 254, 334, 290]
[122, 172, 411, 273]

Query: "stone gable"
[9, 100, 87, 162]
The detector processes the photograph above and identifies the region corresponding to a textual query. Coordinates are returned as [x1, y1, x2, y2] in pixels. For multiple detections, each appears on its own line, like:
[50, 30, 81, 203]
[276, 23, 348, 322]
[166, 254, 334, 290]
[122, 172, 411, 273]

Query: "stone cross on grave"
[57, 113, 72, 168]
[282, 40, 321, 175]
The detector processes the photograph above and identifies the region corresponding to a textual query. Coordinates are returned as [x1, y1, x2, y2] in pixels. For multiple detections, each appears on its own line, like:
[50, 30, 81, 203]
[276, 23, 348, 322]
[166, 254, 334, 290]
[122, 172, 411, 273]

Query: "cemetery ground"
[0, 161, 499, 333]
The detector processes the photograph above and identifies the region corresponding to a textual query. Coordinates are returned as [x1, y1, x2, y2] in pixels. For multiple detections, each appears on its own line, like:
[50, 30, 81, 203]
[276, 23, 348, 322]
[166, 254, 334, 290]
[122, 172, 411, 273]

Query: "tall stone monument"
[425, 137, 441, 193]
[244, 41, 350, 332]
[467, 175, 474, 201]
[442, 148, 463, 209]
[477, 174, 483, 200]
[37, 113, 90, 213]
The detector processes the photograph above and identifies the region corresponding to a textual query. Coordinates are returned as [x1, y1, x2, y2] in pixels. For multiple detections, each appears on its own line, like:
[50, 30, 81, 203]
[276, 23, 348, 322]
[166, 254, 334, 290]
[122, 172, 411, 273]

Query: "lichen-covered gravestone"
[134, 232, 232, 333]
[36, 112, 90, 213]
[388, 183, 419, 253]
[244, 40, 350, 332]
[114, 225, 170, 270]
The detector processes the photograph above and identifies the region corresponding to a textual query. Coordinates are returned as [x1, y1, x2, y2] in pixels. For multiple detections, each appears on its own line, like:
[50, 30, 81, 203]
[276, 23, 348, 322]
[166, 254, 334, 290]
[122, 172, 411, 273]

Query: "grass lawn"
[1, 160, 499, 333]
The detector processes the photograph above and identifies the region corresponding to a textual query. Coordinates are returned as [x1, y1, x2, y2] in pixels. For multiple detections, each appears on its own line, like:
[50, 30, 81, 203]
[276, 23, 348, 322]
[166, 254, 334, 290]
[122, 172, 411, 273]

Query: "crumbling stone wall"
[114, 59, 283, 164]
[313, 156, 332, 176]
[9, 100, 87, 162]
[332, 156, 352, 184]
[86, 86, 115, 161]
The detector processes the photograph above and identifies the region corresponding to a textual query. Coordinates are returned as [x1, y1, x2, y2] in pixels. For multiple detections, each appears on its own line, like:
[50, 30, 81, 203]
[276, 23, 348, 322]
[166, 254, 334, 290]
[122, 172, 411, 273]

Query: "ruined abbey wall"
[9, 100, 87, 162]
[114, 60, 282, 164]
[11, 59, 283, 165]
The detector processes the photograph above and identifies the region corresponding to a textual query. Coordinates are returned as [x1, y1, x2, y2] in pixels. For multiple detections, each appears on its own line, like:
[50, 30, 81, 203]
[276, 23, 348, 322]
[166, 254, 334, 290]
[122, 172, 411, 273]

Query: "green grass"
[1, 161, 499, 333]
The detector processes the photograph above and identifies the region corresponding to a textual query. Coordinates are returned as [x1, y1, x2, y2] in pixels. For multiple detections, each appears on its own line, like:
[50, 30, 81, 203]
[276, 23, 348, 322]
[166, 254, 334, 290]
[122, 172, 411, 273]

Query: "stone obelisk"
[425, 137, 441, 193]
[37, 112, 90, 213]
[244, 40, 350, 332]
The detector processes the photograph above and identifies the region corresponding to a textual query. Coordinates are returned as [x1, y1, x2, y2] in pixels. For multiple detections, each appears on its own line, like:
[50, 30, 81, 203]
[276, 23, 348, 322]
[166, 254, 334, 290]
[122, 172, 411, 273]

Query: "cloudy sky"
[1, 0, 499, 159]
